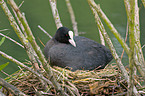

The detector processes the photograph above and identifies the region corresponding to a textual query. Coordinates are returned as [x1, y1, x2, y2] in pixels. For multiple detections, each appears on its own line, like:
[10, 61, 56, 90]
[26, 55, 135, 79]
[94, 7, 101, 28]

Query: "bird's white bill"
[68, 31, 76, 47]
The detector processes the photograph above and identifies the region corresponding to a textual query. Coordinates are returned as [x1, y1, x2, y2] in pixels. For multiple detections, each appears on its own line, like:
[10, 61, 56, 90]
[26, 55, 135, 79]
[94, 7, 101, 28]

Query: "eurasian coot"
[44, 27, 113, 71]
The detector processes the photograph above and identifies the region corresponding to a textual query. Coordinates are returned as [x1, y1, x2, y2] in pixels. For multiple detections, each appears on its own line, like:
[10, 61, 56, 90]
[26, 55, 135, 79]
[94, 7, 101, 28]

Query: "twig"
[0, 77, 26, 96]
[120, 22, 128, 60]
[90, 6, 105, 45]
[134, 0, 145, 75]
[127, 1, 136, 95]
[138, 91, 145, 94]
[66, 81, 80, 96]
[64, 84, 76, 96]
[18, 1, 24, 8]
[1, 70, 32, 87]
[141, 0, 145, 7]
[124, 0, 145, 83]
[0, 51, 54, 87]
[142, 44, 145, 48]
[38, 37, 45, 47]
[38, 25, 52, 39]
[125, 0, 145, 75]
[88, 0, 140, 95]
[12, 8, 25, 35]
[12, 1, 41, 72]
[0, 0, 40, 71]
[17, 66, 28, 78]
[73, 78, 107, 83]
[7, 0, 67, 95]
[52, 68, 80, 96]
[0, 29, 9, 32]
[65, 0, 78, 36]
[1, 70, 14, 79]
[88, 0, 130, 55]
[88, 3, 129, 82]
[124, 0, 145, 94]
[98, 29, 105, 46]
[49, 0, 63, 29]
[0, 33, 24, 48]
[33, 86, 42, 96]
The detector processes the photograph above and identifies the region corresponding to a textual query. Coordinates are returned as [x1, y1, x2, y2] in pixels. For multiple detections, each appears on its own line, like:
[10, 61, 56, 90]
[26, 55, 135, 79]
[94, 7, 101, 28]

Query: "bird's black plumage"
[44, 27, 113, 71]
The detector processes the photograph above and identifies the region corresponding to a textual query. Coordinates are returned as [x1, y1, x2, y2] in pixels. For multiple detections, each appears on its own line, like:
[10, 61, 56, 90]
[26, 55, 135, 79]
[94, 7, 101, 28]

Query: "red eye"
[66, 34, 68, 36]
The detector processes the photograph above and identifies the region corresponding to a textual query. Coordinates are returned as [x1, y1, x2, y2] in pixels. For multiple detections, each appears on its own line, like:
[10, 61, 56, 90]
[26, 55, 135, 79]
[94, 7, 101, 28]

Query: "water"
[0, 0, 145, 78]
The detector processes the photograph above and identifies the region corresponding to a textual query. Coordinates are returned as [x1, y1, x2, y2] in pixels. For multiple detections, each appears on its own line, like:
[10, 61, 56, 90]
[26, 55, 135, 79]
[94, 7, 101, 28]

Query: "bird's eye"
[66, 34, 68, 36]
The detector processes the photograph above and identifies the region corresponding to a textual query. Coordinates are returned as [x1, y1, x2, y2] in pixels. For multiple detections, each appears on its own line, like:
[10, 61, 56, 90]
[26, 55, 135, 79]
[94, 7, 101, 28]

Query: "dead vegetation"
[2, 64, 135, 96]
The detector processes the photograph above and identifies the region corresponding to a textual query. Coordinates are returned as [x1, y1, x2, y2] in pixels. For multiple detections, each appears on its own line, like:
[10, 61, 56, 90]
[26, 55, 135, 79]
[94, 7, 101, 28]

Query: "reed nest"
[3, 64, 133, 96]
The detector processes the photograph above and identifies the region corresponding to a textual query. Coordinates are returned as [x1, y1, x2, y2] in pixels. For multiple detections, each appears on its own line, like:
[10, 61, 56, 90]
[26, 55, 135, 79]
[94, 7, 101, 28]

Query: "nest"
[3, 64, 129, 96]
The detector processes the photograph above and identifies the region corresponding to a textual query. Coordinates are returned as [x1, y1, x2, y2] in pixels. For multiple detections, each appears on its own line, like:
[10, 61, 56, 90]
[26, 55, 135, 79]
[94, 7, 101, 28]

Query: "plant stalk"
[65, 0, 79, 36]
[49, 0, 63, 29]
[88, 0, 130, 55]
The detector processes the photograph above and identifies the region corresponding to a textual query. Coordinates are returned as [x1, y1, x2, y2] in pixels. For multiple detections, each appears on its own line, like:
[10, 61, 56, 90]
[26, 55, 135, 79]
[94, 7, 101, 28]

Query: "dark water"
[0, 0, 145, 78]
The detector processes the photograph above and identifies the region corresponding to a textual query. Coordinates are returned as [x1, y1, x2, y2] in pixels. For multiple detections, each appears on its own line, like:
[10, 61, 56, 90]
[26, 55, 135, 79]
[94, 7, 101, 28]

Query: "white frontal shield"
[68, 31, 76, 47]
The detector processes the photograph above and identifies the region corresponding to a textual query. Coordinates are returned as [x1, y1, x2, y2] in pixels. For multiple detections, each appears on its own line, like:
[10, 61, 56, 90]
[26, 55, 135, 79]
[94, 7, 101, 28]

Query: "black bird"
[44, 27, 113, 71]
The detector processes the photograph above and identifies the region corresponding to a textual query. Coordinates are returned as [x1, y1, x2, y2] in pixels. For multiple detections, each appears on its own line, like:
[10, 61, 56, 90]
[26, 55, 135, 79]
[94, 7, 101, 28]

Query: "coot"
[44, 27, 113, 71]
